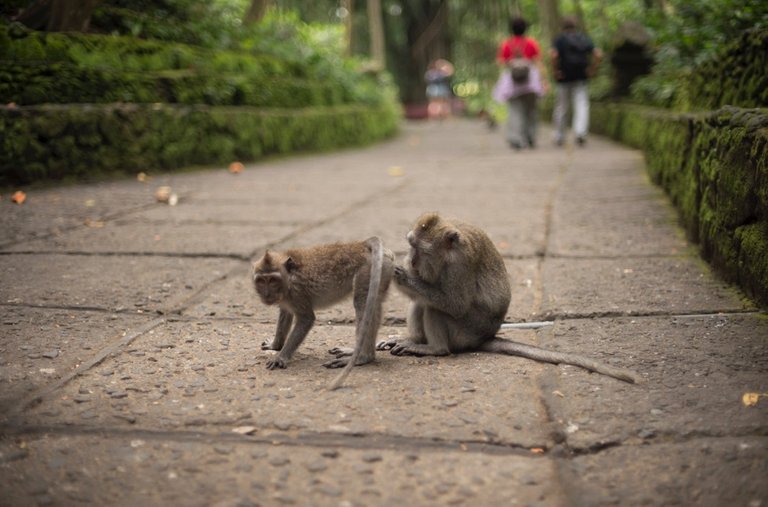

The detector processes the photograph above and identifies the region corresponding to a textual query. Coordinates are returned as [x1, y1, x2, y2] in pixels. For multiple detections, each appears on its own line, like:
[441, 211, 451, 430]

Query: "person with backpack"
[494, 16, 548, 150]
[550, 16, 603, 147]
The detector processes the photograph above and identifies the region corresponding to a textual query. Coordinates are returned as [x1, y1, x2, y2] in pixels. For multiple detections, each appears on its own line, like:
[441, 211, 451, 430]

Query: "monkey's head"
[405, 212, 462, 283]
[252, 251, 298, 306]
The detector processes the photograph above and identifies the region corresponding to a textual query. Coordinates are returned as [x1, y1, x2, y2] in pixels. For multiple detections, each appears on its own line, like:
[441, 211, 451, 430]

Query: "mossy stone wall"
[590, 103, 768, 307]
[0, 102, 400, 185]
[681, 29, 768, 111]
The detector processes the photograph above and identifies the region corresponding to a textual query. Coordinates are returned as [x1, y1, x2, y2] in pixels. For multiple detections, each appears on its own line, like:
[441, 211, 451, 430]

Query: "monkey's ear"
[284, 256, 298, 272]
[445, 230, 460, 248]
[262, 250, 272, 263]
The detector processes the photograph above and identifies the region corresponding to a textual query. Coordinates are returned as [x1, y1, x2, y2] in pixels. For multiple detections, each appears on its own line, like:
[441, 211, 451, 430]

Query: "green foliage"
[0, 20, 396, 108]
[91, 0, 248, 48]
[631, 0, 768, 108]
[0, 102, 400, 186]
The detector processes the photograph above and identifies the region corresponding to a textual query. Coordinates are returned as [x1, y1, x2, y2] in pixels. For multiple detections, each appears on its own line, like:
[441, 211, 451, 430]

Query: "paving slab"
[4, 220, 294, 258]
[0, 306, 152, 412]
[0, 253, 242, 313]
[280, 197, 549, 258]
[17, 322, 553, 448]
[0, 432, 561, 507]
[0, 181, 153, 247]
[549, 193, 689, 257]
[184, 259, 541, 323]
[540, 256, 751, 317]
[558, 437, 768, 507]
[536, 314, 768, 451]
[1, 119, 766, 507]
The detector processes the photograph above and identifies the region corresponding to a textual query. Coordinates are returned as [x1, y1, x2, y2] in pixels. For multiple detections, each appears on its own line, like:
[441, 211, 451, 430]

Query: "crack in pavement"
[6, 317, 167, 417]
[0, 423, 548, 458]
[3, 179, 412, 422]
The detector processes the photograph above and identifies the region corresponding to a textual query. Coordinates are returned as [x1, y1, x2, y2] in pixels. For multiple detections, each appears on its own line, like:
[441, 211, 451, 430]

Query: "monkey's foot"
[376, 338, 403, 351]
[390, 342, 449, 357]
[261, 340, 281, 351]
[322, 357, 350, 369]
[327, 346, 354, 358]
[266, 357, 287, 369]
[323, 355, 374, 369]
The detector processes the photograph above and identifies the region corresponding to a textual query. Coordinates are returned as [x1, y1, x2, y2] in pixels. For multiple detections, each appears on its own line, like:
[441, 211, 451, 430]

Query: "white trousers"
[553, 81, 589, 141]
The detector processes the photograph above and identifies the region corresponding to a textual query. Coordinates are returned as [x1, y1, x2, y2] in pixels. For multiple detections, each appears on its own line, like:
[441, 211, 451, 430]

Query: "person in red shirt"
[495, 17, 549, 150]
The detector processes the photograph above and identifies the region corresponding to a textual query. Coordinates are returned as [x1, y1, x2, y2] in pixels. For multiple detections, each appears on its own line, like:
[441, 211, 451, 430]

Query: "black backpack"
[559, 32, 591, 72]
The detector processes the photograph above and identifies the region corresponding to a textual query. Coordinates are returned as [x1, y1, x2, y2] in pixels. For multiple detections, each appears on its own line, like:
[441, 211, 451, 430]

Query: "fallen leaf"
[84, 219, 105, 228]
[229, 161, 244, 174]
[232, 426, 257, 435]
[552, 390, 565, 398]
[387, 165, 404, 177]
[137, 172, 150, 183]
[11, 191, 26, 204]
[84, 199, 96, 207]
[742, 392, 762, 407]
[530, 448, 545, 454]
[154, 186, 172, 203]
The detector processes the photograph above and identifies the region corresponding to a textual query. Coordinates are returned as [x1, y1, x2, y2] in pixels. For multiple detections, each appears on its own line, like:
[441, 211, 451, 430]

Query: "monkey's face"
[253, 273, 285, 305]
[404, 213, 460, 284]
[405, 228, 443, 283]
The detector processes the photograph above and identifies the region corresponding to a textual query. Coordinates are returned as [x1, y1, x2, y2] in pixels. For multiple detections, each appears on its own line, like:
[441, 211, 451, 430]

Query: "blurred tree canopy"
[7, 0, 768, 109]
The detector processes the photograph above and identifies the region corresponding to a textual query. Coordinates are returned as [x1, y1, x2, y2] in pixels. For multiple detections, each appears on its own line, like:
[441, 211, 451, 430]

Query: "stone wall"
[591, 103, 768, 307]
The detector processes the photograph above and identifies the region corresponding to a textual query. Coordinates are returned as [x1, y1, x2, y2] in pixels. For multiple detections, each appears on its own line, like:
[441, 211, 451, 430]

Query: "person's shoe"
[576, 136, 586, 147]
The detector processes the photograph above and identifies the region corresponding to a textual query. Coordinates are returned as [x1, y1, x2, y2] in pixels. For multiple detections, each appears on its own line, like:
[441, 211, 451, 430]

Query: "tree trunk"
[243, 0, 270, 25]
[538, 0, 560, 45]
[368, 0, 385, 69]
[572, 0, 586, 32]
[342, 0, 353, 56]
[16, 0, 101, 32]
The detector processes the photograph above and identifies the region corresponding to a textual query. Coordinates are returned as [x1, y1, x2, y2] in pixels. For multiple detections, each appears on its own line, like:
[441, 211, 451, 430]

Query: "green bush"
[631, 27, 768, 110]
[0, 102, 400, 186]
[0, 23, 394, 108]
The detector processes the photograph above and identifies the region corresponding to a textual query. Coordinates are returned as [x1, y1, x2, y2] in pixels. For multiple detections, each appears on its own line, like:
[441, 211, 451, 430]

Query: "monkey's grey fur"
[378, 213, 640, 384]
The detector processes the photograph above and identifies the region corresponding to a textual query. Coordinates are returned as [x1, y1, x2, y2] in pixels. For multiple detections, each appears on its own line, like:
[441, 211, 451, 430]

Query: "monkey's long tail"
[328, 237, 384, 390]
[479, 338, 641, 384]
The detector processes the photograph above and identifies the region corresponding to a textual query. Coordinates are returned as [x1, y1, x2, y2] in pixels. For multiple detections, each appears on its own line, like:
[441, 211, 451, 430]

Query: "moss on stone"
[590, 102, 768, 307]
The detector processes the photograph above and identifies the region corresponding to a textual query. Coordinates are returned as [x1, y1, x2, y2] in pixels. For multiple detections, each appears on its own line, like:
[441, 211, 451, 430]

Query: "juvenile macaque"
[378, 212, 640, 383]
[252, 237, 394, 389]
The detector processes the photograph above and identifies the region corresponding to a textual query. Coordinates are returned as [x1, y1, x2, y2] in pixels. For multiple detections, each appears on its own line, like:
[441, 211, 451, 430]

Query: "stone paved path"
[1, 120, 766, 506]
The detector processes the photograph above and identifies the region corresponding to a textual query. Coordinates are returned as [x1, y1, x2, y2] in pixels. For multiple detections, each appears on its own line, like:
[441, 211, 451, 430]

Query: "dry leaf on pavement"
[11, 190, 26, 204]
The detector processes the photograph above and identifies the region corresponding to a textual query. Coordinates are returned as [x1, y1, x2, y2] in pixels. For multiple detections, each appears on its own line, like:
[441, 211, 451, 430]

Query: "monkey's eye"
[255, 278, 266, 286]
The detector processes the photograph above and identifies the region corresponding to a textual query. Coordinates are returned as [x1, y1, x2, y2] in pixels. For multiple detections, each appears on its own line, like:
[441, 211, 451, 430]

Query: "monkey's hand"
[393, 265, 422, 299]
[393, 265, 409, 285]
[265, 357, 287, 369]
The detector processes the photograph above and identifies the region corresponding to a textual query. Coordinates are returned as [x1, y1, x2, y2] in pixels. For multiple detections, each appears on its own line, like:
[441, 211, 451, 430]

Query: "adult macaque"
[252, 237, 394, 389]
[378, 213, 640, 383]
